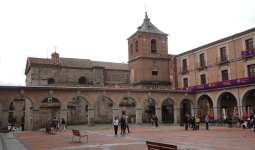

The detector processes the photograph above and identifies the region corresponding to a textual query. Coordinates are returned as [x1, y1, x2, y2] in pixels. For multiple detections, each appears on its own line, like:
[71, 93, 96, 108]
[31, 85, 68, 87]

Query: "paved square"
[1, 124, 255, 150]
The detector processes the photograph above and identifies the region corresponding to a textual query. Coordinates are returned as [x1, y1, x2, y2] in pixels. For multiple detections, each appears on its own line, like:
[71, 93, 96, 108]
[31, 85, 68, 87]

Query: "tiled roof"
[28, 57, 128, 70]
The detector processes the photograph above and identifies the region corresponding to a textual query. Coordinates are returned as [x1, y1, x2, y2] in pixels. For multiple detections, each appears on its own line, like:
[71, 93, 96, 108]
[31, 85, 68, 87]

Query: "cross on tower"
[54, 46, 57, 53]
[145, 4, 147, 12]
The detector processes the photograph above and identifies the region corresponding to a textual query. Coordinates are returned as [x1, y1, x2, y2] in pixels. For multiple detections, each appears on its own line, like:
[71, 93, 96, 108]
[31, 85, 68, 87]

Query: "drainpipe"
[193, 51, 197, 85]
[231, 35, 241, 114]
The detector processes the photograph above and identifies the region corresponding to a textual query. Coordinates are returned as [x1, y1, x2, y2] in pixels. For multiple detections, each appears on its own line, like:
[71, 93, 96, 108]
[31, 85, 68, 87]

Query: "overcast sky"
[0, 0, 255, 86]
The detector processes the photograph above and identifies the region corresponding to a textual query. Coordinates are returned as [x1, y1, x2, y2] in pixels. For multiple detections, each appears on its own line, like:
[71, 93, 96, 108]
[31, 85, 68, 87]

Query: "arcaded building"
[0, 12, 255, 132]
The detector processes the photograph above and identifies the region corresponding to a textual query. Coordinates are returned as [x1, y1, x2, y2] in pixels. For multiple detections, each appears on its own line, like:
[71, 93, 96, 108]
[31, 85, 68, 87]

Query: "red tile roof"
[27, 57, 128, 70]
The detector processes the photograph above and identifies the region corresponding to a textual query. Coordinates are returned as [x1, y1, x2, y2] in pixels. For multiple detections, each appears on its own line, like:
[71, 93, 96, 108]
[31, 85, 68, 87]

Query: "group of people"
[236, 113, 255, 132]
[112, 116, 130, 135]
[52, 117, 66, 131]
[151, 115, 158, 127]
[183, 114, 209, 130]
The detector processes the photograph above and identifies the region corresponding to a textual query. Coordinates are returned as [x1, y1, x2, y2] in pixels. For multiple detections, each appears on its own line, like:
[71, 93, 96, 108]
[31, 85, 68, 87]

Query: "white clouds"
[0, 0, 255, 85]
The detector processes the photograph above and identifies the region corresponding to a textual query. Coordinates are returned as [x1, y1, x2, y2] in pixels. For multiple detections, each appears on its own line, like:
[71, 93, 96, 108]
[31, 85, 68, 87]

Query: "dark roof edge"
[176, 27, 255, 58]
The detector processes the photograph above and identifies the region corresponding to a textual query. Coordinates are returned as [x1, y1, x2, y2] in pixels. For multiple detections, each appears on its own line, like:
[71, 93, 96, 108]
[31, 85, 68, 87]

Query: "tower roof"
[128, 12, 168, 39]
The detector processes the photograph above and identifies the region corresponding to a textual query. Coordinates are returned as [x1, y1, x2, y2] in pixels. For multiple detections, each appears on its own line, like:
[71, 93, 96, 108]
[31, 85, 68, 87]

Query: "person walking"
[184, 114, 188, 130]
[112, 117, 118, 135]
[151, 115, 156, 127]
[120, 117, 125, 134]
[191, 116, 195, 130]
[205, 115, 209, 130]
[228, 116, 232, 128]
[124, 116, 130, 133]
[155, 115, 158, 127]
[253, 116, 255, 132]
[187, 115, 191, 130]
[52, 117, 58, 131]
[236, 114, 240, 128]
[151, 115, 155, 127]
[195, 116, 200, 130]
[61, 118, 66, 131]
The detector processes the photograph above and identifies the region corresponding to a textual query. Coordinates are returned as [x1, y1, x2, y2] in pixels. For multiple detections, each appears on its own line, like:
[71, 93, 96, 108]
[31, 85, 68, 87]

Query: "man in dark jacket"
[191, 116, 195, 130]
[52, 117, 58, 131]
[184, 114, 188, 130]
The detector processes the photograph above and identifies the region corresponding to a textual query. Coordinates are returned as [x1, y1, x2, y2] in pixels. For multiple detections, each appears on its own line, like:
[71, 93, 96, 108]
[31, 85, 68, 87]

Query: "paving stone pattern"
[2, 124, 255, 150]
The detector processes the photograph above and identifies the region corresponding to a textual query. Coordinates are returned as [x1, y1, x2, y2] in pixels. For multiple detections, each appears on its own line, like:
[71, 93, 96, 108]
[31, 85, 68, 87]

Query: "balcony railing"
[217, 55, 228, 63]
[178, 66, 189, 73]
[9, 116, 16, 122]
[196, 61, 206, 68]
[217, 73, 231, 81]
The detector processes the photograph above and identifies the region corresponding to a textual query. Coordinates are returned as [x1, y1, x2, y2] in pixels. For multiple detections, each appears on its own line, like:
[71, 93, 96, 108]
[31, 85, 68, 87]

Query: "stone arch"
[7, 94, 38, 110]
[37, 94, 65, 108]
[178, 96, 194, 107]
[196, 92, 214, 108]
[141, 95, 158, 106]
[117, 94, 139, 106]
[215, 89, 239, 107]
[93, 94, 116, 105]
[240, 86, 255, 106]
[64, 94, 91, 109]
[159, 95, 177, 108]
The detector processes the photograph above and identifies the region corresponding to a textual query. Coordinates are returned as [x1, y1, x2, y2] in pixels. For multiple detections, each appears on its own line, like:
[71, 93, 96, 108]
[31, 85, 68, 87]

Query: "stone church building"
[25, 12, 175, 90]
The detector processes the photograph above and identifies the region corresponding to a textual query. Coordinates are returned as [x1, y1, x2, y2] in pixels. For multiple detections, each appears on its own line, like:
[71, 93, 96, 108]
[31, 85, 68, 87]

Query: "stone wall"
[104, 70, 130, 84]
[67, 98, 88, 124]
[94, 98, 113, 123]
[26, 66, 131, 87]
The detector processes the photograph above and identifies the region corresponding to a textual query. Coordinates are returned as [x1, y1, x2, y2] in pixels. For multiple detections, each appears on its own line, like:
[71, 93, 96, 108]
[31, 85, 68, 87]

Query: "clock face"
[162, 41, 164, 43]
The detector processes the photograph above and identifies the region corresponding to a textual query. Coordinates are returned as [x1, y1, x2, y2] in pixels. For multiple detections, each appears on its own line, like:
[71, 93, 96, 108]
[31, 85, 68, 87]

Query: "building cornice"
[128, 55, 170, 63]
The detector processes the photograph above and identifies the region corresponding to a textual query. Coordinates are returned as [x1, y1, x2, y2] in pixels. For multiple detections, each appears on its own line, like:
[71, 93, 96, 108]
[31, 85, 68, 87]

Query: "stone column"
[32, 110, 40, 131]
[1, 109, 9, 132]
[155, 106, 162, 124]
[174, 107, 180, 124]
[136, 107, 143, 125]
[237, 105, 243, 118]
[112, 104, 119, 120]
[87, 104, 95, 127]
[213, 106, 221, 120]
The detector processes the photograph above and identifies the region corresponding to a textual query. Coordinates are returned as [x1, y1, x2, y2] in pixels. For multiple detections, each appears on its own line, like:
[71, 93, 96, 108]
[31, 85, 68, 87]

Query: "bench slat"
[146, 141, 177, 150]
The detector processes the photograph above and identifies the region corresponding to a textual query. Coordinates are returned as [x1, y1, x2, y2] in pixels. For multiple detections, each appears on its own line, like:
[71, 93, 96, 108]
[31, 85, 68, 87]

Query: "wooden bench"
[146, 141, 177, 150]
[46, 126, 54, 134]
[72, 129, 88, 143]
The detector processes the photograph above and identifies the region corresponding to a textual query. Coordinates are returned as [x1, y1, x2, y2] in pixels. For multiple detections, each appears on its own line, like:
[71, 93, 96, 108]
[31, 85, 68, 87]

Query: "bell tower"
[127, 12, 172, 89]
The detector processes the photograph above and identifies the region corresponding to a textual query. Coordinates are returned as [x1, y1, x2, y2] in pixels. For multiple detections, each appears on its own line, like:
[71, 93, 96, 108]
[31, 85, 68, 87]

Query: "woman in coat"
[120, 117, 125, 134]
[195, 116, 200, 130]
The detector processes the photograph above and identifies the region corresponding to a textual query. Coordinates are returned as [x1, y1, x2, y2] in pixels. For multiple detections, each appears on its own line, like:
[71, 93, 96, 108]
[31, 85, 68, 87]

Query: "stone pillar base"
[136, 107, 143, 125]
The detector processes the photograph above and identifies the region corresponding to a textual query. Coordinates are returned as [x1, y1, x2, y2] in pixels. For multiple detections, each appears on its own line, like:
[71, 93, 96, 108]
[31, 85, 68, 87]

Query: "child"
[57, 123, 60, 131]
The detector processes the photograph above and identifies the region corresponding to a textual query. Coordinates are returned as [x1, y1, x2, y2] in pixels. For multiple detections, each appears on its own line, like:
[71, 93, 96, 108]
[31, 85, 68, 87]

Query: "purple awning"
[178, 76, 255, 91]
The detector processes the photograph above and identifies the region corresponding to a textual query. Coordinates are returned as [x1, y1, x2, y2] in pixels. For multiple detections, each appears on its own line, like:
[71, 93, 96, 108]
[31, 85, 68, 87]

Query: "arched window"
[79, 77, 86, 84]
[151, 39, 157, 53]
[48, 78, 55, 84]
[135, 41, 138, 52]
[130, 44, 133, 55]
